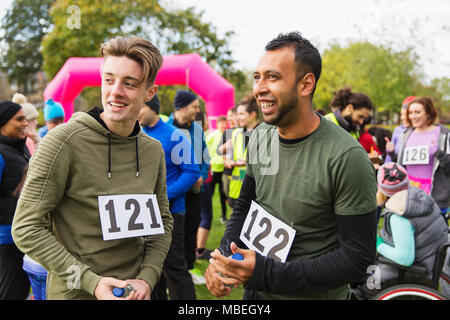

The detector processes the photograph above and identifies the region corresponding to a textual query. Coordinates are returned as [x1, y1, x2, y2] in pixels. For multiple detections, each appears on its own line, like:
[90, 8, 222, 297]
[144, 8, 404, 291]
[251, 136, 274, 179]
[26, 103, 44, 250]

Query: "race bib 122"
[239, 201, 296, 263]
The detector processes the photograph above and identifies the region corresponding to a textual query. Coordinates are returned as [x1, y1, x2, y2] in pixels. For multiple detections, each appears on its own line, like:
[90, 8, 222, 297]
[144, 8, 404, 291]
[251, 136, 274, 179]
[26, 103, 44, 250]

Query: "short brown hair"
[217, 115, 227, 123]
[100, 36, 162, 87]
[238, 94, 259, 116]
[406, 96, 438, 127]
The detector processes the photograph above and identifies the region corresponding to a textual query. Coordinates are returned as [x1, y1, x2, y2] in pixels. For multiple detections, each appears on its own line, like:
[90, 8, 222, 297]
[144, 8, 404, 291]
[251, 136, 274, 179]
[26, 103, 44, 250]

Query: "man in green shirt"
[205, 32, 377, 300]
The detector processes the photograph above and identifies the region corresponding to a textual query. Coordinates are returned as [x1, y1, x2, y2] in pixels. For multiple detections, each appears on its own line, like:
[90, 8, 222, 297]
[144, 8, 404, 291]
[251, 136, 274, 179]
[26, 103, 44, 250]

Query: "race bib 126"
[98, 194, 164, 241]
[239, 201, 296, 263]
[402, 145, 429, 165]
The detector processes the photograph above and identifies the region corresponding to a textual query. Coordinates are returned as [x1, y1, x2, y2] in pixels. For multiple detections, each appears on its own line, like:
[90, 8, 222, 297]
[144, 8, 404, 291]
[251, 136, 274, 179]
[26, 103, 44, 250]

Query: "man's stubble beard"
[263, 87, 299, 127]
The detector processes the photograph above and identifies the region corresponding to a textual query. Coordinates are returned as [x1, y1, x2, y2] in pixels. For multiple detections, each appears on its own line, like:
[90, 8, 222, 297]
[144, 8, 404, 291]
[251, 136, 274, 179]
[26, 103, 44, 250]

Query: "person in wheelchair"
[375, 162, 448, 287]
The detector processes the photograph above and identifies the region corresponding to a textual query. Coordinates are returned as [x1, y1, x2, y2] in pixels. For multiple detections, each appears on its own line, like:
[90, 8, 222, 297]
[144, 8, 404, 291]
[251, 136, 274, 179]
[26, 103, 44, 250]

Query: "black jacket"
[0, 134, 30, 225]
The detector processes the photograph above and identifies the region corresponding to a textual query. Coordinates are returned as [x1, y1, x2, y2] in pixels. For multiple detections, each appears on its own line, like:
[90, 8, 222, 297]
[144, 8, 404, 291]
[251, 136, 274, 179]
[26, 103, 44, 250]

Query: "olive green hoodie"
[12, 110, 173, 300]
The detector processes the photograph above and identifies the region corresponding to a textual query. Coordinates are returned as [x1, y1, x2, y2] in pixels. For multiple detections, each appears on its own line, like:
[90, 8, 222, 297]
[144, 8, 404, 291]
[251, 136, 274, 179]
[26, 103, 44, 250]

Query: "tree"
[41, 0, 246, 111]
[0, 0, 54, 94]
[322, 1, 450, 123]
[413, 77, 450, 121]
[314, 41, 420, 121]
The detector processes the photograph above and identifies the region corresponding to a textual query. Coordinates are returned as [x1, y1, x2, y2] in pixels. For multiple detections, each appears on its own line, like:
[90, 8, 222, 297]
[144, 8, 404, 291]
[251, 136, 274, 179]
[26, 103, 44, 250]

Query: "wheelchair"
[351, 240, 450, 300]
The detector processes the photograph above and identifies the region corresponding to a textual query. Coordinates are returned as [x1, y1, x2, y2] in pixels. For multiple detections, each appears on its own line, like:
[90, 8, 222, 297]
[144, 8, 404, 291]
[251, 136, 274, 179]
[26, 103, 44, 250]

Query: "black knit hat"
[145, 95, 160, 115]
[0, 101, 22, 128]
[174, 90, 197, 110]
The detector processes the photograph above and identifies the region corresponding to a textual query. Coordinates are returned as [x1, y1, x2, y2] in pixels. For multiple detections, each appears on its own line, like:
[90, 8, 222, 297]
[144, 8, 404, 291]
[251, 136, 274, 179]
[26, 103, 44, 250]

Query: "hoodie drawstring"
[135, 137, 140, 177]
[106, 132, 140, 178]
[107, 131, 112, 179]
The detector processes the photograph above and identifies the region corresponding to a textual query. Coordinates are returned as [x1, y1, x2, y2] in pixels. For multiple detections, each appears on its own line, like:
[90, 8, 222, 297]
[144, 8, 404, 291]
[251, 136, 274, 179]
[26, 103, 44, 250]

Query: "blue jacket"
[38, 125, 49, 138]
[167, 114, 210, 181]
[142, 119, 200, 215]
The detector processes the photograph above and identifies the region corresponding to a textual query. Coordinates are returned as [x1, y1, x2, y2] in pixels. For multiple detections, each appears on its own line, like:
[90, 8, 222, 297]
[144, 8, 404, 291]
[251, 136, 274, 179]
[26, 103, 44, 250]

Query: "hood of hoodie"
[385, 186, 436, 218]
[74, 106, 141, 138]
[70, 108, 142, 178]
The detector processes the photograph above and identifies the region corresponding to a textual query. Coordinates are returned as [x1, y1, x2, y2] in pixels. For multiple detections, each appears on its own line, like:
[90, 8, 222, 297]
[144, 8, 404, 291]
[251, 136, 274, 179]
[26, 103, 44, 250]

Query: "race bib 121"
[98, 194, 164, 241]
[239, 201, 296, 263]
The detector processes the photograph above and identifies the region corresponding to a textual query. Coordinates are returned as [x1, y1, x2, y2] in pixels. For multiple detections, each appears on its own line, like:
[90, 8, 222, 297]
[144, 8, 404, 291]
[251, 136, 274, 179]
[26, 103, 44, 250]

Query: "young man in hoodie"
[12, 36, 173, 300]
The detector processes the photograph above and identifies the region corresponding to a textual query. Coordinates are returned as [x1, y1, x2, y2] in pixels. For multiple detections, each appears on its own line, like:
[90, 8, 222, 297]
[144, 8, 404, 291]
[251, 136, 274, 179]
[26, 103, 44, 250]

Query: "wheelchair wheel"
[374, 284, 447, 300]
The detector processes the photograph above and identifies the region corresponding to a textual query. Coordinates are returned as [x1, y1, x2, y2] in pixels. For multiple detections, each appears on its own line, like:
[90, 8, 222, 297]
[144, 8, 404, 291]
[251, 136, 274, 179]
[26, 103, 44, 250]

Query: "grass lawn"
[194, 187, 244, 300]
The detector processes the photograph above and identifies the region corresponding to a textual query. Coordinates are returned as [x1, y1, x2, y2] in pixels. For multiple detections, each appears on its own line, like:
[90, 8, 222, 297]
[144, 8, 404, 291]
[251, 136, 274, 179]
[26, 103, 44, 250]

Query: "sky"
[1, 0, 449, 82]
[172, 0, 450, 82]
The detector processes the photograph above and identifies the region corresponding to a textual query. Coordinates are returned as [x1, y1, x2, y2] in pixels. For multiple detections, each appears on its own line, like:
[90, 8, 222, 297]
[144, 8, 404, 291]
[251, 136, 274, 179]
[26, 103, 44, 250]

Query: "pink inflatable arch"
[43, 53, 235, 129]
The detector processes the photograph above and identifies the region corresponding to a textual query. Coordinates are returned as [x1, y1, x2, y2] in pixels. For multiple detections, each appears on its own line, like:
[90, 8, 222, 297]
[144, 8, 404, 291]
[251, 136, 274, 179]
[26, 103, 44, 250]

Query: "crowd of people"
[0, 32, 448, 301]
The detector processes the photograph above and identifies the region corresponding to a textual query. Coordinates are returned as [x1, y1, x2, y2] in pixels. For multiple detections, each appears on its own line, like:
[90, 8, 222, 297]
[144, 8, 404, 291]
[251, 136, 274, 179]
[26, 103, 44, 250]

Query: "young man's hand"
[209, 242, 256, 287]
[94, 277, 150, 300]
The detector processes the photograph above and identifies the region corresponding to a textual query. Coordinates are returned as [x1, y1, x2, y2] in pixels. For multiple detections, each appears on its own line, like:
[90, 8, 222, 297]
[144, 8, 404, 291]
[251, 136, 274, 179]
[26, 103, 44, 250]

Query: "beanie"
[0, 101, 22, 128]
[377, 162, 409, 197]
[12, 93, 39, 120]
[145, 95, 160, 114]
[44, 99, 65, 122]
[174, 90, 197, 110]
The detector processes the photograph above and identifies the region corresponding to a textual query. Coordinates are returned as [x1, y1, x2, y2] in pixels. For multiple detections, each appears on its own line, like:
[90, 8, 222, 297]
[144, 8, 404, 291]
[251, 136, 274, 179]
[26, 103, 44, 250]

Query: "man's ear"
[145, 85, 158, 102]
[298, 73, 315, 97]
[342, 103, 354, 116]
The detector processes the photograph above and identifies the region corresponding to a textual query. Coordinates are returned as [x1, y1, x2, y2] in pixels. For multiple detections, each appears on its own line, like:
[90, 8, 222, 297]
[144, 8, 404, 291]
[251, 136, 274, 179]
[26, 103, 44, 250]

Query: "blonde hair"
[376, 189, 388, 207]
[100, 36, 162, 87]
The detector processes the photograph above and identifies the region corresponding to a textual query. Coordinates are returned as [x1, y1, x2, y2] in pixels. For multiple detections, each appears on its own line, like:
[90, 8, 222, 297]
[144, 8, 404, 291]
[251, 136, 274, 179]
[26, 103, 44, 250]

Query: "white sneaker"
[189, 268, 206, 285]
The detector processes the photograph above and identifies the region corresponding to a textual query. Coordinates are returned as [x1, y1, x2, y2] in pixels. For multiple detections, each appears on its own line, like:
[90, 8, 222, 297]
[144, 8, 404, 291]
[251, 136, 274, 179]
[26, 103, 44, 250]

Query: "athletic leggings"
[210, 171, 228, 220]
[199, 182, 213, 230]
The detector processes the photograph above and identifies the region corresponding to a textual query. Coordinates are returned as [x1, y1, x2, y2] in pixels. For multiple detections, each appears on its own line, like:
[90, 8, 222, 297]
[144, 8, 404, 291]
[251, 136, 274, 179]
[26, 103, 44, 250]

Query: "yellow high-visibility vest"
[325, 112, 359, 140]
[229, 128, 246, 199]
[206, 129, 224, 173]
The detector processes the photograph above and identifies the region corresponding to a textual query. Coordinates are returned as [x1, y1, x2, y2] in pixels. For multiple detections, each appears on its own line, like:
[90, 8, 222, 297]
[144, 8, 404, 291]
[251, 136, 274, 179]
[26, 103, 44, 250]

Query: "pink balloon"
[43, 53, 235, 129]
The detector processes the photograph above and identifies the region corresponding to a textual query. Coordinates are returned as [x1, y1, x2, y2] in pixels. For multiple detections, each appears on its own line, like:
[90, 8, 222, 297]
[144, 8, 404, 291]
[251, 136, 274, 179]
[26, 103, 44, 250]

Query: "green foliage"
[40, 0, 245, 109]
[42, 0, 158, 78]
[313, 40, 449, 122]
[314, 41, 419, 116]
[413, 77, 450, 120]
[0, 0, 54, 94]
[2, 1, 447, 122]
